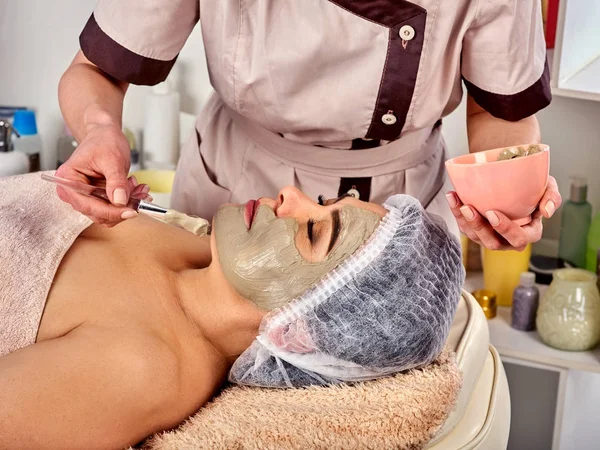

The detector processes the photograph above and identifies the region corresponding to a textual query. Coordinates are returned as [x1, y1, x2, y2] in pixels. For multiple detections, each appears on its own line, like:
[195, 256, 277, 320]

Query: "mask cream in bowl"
[445, 144, 549, 225]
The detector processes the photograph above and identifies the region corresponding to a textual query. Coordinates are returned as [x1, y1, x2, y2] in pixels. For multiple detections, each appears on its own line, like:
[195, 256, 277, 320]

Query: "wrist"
[83, 103, 121, 134]
[467, 113, 541, 154]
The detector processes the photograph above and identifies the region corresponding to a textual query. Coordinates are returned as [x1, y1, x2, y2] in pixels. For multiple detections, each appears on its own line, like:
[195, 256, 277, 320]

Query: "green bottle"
[586, 213, 600, 272]
[558, 177, 592, 268]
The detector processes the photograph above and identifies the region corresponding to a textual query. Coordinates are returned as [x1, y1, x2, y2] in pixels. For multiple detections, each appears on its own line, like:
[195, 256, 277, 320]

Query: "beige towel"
[0, 172, 92, 357]
[141, 350, 461, 450]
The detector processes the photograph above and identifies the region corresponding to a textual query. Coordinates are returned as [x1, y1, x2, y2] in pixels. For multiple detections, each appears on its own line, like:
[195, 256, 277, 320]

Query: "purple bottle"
[511, 272, 540, 331]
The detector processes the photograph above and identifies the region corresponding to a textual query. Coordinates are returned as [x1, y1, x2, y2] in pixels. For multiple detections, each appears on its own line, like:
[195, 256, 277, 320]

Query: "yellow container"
[471, 289, 498, 319]
[482, 243, 532, 307]
[130, 169, 175, 208]
[130, 169, 175, 192]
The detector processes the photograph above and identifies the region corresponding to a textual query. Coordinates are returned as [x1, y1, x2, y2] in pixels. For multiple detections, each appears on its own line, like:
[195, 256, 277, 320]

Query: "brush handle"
[41, 173, 167, 214]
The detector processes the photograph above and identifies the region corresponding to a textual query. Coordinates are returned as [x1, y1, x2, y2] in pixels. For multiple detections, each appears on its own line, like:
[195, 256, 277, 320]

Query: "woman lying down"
[0, 172, 464, 449]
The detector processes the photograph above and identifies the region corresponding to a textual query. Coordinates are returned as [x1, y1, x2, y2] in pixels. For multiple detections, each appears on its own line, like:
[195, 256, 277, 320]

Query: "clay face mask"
[497, 144, 542, 161]
[214, 204, 381, 311]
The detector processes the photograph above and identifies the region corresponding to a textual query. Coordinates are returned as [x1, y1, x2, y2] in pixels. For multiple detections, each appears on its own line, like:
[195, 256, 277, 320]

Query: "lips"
[244, 199, 258, 229]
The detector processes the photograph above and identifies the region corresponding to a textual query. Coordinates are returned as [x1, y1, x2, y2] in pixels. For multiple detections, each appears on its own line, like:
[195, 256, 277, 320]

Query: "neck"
[174, 265, 265, 363]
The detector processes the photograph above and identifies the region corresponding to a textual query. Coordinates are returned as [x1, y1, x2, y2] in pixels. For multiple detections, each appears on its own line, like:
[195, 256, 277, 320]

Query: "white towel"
[0, 172, 92, 357]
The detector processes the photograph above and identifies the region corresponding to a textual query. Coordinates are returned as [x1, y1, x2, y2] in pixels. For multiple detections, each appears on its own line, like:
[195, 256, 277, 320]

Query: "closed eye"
[305, 211, 340, 254]
[307, 219, 315, 243]
[328, 209, 341, 253]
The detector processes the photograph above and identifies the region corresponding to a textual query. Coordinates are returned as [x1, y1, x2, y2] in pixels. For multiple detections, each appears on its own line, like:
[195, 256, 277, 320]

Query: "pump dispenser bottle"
[0, 120, 29, 177]
[558, 177, 592, 268]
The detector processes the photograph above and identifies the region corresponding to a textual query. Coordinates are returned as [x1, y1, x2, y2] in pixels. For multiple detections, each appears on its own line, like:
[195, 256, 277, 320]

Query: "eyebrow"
[327, 209, 342, 253]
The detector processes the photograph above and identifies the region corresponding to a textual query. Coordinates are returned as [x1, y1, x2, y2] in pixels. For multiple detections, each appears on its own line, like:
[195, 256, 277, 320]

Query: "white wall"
[0, 0, 96, 170]
[2, 0, 600, 240]
[0, 0, 210, 170]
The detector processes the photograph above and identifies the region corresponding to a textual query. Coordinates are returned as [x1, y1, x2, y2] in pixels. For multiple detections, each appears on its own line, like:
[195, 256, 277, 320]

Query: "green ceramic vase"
[536, 268, 600, 351]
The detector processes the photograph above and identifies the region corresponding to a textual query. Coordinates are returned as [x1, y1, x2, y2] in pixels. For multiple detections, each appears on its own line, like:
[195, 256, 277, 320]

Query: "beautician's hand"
[55, 124, 138, 227]
[446, 176, 562, 251]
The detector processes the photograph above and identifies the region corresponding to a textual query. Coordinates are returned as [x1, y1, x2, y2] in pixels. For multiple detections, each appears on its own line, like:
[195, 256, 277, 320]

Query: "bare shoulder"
[72, 325, 183, 405]
[0, 324, 187, 449]
[62, 324, 190, 432]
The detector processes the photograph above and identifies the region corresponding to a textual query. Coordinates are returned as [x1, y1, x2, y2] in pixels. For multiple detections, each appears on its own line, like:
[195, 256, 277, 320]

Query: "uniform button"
[382, 113, 397, 125]
[399, 25, 415, 41]
[347, 188, 360, 200]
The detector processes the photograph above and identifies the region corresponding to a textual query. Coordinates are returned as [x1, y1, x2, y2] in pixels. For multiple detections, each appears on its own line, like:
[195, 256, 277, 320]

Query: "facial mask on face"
[214, 204, 380, 310]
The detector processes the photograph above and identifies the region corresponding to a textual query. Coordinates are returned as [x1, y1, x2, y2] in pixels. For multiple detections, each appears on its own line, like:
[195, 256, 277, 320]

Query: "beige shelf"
[464, 271, 600, 373]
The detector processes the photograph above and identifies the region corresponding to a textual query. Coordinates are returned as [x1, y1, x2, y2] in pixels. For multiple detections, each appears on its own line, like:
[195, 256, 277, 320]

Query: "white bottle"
[0, 120, 29, 177]
[12, 110, 42, 172]
[143, 80, 180, 170]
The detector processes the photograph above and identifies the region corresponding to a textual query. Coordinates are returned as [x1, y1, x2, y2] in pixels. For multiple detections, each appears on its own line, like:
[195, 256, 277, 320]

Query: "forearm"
[58, 50, 128, 143]
[466, 95, 541, 154]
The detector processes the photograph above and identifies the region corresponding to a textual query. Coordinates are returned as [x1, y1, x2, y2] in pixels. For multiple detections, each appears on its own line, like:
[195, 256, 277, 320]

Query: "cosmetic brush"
[41, 173, 210, 236]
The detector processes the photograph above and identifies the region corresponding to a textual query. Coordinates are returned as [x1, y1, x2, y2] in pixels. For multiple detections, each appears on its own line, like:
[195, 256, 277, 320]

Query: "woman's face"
[212, 187, 386, 311]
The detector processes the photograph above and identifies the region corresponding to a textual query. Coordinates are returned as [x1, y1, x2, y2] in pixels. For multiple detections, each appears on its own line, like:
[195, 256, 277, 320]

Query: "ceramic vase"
[536, 268, 600, 351]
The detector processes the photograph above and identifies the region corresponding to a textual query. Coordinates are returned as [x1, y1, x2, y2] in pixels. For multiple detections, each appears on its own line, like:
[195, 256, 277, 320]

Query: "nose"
[275, 186, 313, 219]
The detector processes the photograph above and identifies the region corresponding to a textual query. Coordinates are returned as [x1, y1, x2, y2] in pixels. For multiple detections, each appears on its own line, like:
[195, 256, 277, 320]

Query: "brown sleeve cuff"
[79, 14, 177, 86]
[462, 58, 552, 122]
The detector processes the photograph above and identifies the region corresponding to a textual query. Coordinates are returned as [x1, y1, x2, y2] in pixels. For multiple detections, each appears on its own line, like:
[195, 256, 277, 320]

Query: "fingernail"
[486, 211, 500, 226]
[545, 200, 555, 217]
[446, 193, 457, 208]
[142, 185, 150, 195]
[113, 188, 127, 206]
[460, 206, 475, 221]
[131, 176, 138, 187]
[121, 210, 137, 220]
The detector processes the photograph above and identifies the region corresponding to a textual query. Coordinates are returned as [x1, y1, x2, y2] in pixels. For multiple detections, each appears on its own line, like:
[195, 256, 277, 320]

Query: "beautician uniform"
[79, 0, 551, 237]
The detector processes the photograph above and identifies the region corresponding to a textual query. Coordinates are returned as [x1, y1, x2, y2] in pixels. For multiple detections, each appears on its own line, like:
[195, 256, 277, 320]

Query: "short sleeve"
[461, 0, 551, 121]
[79, 0, 199, 86]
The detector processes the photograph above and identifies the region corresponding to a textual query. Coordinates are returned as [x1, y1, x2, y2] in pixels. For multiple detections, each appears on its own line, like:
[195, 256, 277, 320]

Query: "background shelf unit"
[550, 0, 600, 102]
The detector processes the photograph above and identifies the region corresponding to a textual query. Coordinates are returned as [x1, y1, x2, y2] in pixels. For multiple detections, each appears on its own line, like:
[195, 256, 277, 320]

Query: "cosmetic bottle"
[143, 80, 180, 169]
[596, 249, 600, 292]
[471, 290, 497, 319]
[586, 213, 600, 273]
[12, 110, 42, 172]
[558, 176, 592, 268]
[0, 120, 29, 177]
[482, 243, 532, 307]
[511, 272, 539, 331]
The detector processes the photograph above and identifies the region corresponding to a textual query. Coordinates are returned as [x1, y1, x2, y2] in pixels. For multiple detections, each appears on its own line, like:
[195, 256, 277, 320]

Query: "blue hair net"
[228, 194, 465, 388]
